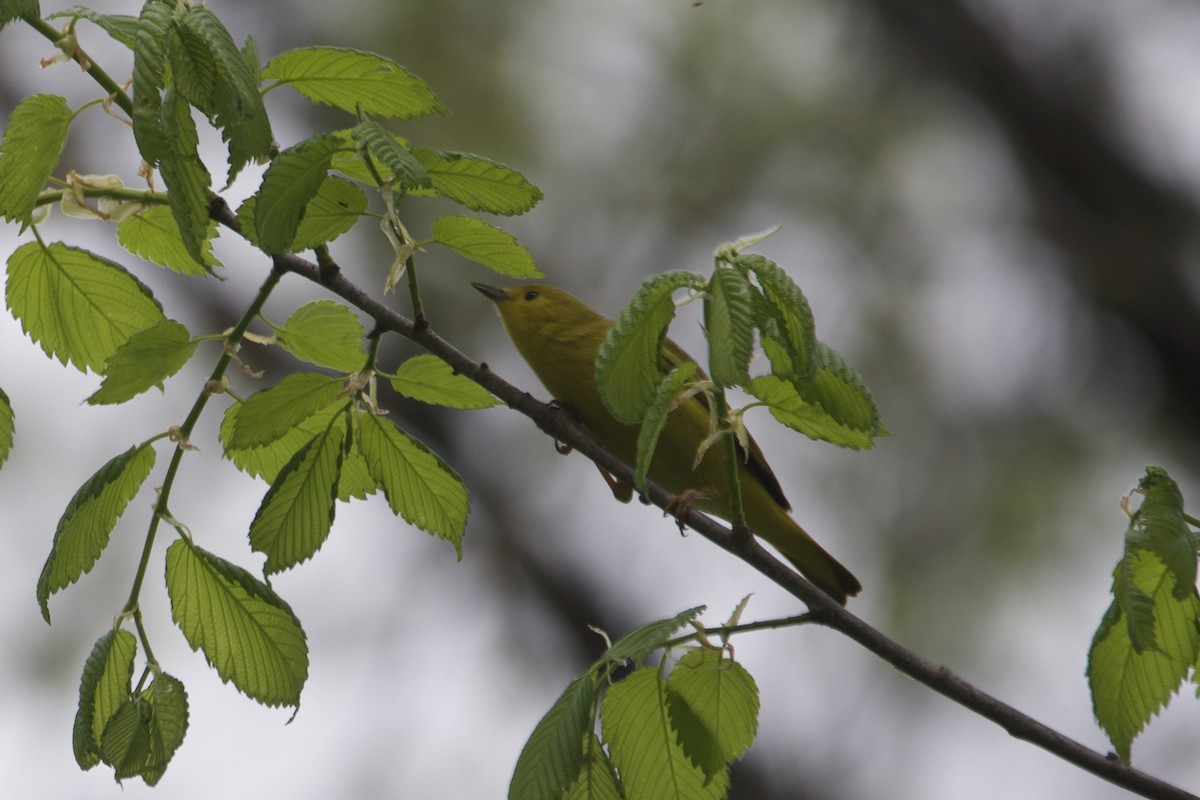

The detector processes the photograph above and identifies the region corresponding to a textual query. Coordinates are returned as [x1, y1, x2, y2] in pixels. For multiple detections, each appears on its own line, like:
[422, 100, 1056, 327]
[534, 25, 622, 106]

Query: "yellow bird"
[474, 282, 861, 604]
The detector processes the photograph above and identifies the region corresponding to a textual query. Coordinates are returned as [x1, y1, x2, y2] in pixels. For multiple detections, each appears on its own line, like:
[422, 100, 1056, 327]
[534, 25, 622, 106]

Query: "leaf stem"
[36, 187, 169, 210]
[661, 613, 817, 650]
[121, 266, 285, 616]
[712, 390, 747, 533]
[133, 609, 159, 676]
[405, 254, 426, 327]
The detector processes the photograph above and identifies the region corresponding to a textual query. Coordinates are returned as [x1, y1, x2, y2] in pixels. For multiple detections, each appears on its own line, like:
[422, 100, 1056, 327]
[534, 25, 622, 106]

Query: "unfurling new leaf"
[748, 352, 882, 452]
[704, 267, 755, 388]
[597, 271, 707, 424]
[634, 361, 698, 494]
[352, 120, 430, 191]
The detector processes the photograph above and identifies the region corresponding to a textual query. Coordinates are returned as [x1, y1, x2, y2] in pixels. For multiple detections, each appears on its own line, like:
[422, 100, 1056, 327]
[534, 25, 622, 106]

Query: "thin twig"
[209, 202, 1197, 800]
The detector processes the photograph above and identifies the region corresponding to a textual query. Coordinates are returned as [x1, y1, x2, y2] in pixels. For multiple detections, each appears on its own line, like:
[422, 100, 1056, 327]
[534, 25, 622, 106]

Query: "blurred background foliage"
[4, 0, 1200, 797]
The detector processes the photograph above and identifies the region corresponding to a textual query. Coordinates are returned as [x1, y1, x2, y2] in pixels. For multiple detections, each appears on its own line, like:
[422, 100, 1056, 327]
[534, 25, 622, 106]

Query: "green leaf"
[159, 88, 214, 266]
[597, 271, 706, 424]
[138, 673, 188, 786]
[356, 411, 469, 556]
[599, 606, 706, 668]
[352, 120, 429, 191]
[165, 539, 308, 707]
[705, 267, 755, 388]
[73, 629, 137, 770]
[221, 399, 374, 501]
[100, 698, 153, 781]
[411, 148, 542, 215]
[87, 320, 197, 405]
[328, 128, 383, 184]
[37, 444, 156, 622]
[600, 669, 728, 800]
[509, 674, 597, 800]
[1088, 467, 1200, 763]
[238, 176, 366, 253]
[0, 0, 39, 30]
[166, 14, 218, 115]
[5, 241, 165, 373]
[431, 215, 541, 278]
[118, 205, 220, 276]
[274, 300, 367, 372]
[175, 5, 273, 182]
[0, 385, 13, 471]
[390, 354, 498, 410]
[748, 342, 883, 450]
[803, 342, 883, 439]
[1134, 467, 1197, 598]
[241, 35, 261, 77]
[563, 733, 623, 800]
[666, 648, 759, 779]
[248, 410, 347, 574]
[263, 46, 448, 119]
[1088, 553, 1200, 763]
[738, 254, 816, 380]
[226, 372, 343, 450]
[131, 1, 174, 165]
[288, 176, 367, 251]
[634, 361, 698, 494]
[49, 7, 139, 47]
[101, 677, 187, 786]
[0, 93, 72, 226]
[253, 134, 339, 253]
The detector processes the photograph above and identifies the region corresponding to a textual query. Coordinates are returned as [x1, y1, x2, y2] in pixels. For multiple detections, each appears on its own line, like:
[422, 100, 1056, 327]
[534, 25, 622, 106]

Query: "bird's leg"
[595, 465, 634, 503]
[548, 400, 578, 455]
[664, 489, 711, 534]
[543, 400, 632, 502]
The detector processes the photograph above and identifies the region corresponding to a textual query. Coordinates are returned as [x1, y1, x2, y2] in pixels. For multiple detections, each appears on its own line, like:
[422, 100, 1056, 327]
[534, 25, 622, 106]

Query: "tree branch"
[211, 210, 1196, 799]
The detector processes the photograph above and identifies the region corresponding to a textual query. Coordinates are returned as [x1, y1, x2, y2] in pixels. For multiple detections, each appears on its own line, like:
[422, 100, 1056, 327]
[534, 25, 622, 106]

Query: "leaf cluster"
[1, 0, 545, 786]
[509, 606, 761, 800]
[595, 243, 886, 495]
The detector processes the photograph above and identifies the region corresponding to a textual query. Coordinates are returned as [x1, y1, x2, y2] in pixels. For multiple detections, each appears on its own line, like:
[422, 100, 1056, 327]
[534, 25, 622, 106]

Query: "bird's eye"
[523, 290, 539, 301]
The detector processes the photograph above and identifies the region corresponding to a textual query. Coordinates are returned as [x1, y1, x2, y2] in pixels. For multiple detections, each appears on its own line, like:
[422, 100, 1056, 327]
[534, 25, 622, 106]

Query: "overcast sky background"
[4, 1, 1200, 798]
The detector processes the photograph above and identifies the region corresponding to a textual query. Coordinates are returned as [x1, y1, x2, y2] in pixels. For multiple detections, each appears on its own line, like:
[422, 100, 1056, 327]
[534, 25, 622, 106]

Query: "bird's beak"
[471, 282, 509, 303]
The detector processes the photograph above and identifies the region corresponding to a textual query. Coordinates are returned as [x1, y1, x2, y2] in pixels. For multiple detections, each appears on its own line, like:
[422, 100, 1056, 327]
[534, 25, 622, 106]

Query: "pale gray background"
[3, 1, 1200, 798]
